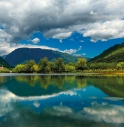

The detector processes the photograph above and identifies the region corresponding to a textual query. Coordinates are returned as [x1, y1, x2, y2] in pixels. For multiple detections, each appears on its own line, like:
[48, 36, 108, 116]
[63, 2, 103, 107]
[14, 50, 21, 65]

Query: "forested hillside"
[89, 42, 124, 63]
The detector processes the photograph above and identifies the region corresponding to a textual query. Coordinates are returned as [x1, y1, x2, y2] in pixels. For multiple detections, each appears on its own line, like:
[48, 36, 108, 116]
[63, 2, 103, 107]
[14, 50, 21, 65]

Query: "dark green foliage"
[25, 60, 36, 73]
[49, 62, 55, 72]
[76, 58, 87, 71]
[12, 64, 26, 73]
[65, 64, 76, 72]
[38, 57, 51, 73]
[116, 62, 124, 70]
[88, 62, 117, 70]
[12, 60, 36, 73]
[89, 42, 124, 63]
[54, 58, 65, 72]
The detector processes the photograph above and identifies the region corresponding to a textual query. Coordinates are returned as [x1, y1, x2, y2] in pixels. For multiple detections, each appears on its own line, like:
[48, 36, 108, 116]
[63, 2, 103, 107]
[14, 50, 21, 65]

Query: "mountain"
[4, 48, 79, 66]
[1, 55, 7, 59]
[0, 57, 11, 68]
[89, 42, 124, 63]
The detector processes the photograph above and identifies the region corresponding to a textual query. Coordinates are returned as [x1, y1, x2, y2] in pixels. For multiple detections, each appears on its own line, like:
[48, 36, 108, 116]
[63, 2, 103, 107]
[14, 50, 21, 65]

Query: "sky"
[0, 0, 124, 58]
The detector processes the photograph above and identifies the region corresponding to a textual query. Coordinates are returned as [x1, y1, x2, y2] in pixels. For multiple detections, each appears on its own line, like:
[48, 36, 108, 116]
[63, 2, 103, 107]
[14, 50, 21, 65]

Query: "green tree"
[25, 60, 36, 73]
[31, 64, 39, 72]
[49, 62, 55, 72]
[0, 68, 10, 73]
[12, 64, 26, 73]
[54, 58, 65, 72]
[68, 62, 75, 66]
[76, 58, 87, 71]
[116, 62, 124, 70]
[65, 64, 76, 72]
[38, 57, 51, 73]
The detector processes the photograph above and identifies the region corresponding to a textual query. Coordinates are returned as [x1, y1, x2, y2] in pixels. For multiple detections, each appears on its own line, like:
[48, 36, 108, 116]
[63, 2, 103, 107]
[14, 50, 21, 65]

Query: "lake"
[0, 74, 124, 127]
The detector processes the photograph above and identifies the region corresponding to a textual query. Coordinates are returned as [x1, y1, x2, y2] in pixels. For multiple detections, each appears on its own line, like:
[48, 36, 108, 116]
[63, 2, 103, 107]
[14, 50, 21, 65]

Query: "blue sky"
[21, 31, 124, 58]
[0, 0, 124, 58]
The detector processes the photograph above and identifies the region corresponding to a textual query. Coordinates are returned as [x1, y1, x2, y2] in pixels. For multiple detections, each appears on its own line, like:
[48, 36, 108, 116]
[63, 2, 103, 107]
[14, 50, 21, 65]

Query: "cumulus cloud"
[52, 32, 72, 39]
[63, 49, 77, 54]
[0, 42, 81, 56]
[83, 19, 124, 42]
[63, 46, 82, 55]
[32, 38, 40, 44]
[0, 42, 61, 56]
[0, 29, 12, 43]
[0, 0, 124, 44]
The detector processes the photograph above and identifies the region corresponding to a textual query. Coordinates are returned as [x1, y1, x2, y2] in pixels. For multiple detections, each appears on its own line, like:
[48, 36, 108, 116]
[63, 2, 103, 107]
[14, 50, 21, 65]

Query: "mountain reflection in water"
[0, 74, 124, 127]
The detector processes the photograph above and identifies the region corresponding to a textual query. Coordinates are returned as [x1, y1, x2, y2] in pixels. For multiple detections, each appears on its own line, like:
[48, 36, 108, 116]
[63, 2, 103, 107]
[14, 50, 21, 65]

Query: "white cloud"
[0, 29, 12, 43]
[32, 38, 40, 44]
[63, 49, 77, 54]
[83, 19, 124, 42]
[0, 42, 82, 56]
[0, 0, 124, 43]
[0, 42, 61, 56]
[52, 32, 72, 39]
[63, 46, 82, 55]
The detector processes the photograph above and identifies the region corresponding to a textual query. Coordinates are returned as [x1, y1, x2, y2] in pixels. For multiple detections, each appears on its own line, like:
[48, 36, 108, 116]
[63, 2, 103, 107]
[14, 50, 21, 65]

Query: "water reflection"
[0, 75, 87, 96]
[0, 76, 11, 85]
[0, 75, 124, 98]
[87, 76, 124, 97]
[0, 74, 124, 126]
[15, 75, 86, 89]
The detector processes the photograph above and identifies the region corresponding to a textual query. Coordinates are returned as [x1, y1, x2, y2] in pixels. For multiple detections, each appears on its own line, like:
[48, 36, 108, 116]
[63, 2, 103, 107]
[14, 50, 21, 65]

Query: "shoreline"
[0, 71, 124, 77]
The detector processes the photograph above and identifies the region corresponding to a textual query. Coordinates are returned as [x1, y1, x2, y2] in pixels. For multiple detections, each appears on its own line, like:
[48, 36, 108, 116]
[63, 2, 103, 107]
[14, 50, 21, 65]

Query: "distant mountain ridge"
[89, 42, 124, 63]
[4, 48, 79, 66]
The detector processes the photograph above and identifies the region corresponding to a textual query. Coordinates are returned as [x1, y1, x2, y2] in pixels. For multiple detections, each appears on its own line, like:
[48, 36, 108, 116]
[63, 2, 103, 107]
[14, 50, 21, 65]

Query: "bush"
[0, 68, 10, 73]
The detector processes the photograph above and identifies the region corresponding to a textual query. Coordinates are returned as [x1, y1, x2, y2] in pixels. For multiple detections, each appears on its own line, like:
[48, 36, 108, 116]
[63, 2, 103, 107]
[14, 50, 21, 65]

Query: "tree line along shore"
[0, 57, 124, 73]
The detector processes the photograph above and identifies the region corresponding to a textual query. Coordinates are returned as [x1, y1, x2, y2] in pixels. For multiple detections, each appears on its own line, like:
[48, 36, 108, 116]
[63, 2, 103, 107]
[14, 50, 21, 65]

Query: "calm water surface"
[0, 74, 124, 127]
